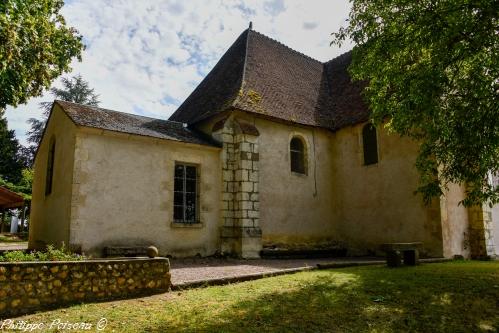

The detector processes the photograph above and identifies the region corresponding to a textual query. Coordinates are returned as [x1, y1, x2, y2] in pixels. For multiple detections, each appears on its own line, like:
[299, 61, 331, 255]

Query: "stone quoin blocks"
[212, 116, 262, 258]
[468, 205, 496, 259]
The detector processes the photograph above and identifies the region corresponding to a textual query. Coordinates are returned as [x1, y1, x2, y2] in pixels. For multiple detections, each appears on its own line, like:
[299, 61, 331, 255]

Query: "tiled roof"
[234, 30, 325, 127]
[169, 28, 369, 131]
[321, 52, 369, 130]
[55, 100, 220, 147]
[168, 31, 247, 124]
[0, 186, 24, 209]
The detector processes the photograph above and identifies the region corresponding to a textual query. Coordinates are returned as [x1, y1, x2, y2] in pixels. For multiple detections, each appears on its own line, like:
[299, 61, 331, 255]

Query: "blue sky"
[6, 0, 352, 145]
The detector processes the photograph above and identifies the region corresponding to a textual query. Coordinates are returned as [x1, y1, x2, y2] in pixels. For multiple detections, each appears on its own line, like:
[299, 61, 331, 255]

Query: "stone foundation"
[0, 257, 170, 318]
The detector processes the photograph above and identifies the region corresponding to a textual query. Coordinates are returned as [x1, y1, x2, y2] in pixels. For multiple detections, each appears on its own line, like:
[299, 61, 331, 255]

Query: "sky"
[5, 0, 353, 146]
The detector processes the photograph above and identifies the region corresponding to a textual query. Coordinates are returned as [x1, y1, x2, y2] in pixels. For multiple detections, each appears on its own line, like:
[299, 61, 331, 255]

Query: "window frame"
[173, 163, 200, 224]
[45, 137, 56, 196]
[362, 124, 379, 166]
[290, 136, 307, 175]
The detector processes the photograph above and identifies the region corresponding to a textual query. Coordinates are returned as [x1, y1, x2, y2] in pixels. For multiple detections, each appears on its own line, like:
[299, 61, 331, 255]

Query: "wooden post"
[19, 203, 26, 233]
[0, 208, 5, 233]
[25, 202, 30, 233]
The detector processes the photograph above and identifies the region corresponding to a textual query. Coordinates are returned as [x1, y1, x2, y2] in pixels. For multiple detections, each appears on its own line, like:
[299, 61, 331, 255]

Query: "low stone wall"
[0, 257, 170, 318]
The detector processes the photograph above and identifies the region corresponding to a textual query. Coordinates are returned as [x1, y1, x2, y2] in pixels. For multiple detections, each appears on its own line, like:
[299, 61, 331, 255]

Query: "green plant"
[0, 243, 85, 262]
[0, 0, 84, 109]
[332, 0, 499, 206]
[0, 250, 36, 262]
[43, 244, 85, 261]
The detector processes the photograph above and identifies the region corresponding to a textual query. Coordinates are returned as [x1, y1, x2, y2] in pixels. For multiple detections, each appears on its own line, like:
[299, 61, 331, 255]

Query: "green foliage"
[0, 250, 36, 262]
[0, 110, 26, 183]
[0, 0, 84, 109]
[0, 168, 33, 200]
[27, 74, 100, 147]
[332, 0, 498, 206]
[0, 244, 84, 262]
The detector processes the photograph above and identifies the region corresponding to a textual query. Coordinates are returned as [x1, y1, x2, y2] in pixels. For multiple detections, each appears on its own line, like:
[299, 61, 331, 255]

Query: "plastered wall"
[440, 184, 471, 258]
[31, 107, 464, 258]
[68, 128, 222, 257]
[330, 123, 443, 257]
[199, 112, 445, 256]
[198, 112, 338, 249]
[492, 204, 499, 255]
[254, 118, 338, 248]
[29, 106, 77, 249]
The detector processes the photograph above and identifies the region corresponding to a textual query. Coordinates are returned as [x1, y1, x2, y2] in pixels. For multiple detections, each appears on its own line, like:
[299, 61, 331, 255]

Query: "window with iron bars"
[173, 164, 199, 223]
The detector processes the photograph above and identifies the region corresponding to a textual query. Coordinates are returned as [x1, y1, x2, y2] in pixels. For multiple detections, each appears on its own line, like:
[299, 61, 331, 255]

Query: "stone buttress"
[212, 116, 262, 258]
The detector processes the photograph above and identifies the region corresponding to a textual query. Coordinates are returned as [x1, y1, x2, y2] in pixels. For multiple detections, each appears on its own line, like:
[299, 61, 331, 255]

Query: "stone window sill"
[170, 222, 204, 228]
[363, 162, 379, 168]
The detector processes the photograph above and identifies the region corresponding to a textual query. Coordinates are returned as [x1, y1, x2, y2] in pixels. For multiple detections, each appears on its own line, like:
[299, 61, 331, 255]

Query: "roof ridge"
[249, 30, 322, 64]
[239, 28, 251, 92]
[55, 100, 184, 125]
[324, 50, 352, 64]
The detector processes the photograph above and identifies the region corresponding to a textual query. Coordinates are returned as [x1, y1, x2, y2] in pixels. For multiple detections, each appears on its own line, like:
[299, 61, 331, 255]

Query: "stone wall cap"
[0, 257, 170, 266]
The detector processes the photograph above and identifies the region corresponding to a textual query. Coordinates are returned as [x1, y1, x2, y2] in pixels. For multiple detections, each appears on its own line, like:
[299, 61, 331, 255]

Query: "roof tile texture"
[56, 100, 220, 147]
[170, 29, 369, 131]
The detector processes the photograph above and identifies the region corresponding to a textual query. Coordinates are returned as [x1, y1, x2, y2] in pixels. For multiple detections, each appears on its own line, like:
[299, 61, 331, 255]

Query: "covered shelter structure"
[0, 186, 24, 209]
[0, 186, 25, 233]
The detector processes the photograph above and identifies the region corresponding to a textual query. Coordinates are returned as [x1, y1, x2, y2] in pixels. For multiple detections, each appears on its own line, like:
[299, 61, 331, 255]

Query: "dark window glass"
[174, 165, 184, 177]
[173, 205, 183, 220]
[290, 137, 306, 174]
[174, 177, 183, 191]
[173, 192, 183, 204]
[45, 138, 56, 196]
[186, 179, 196, 193]
[186, 166, 196, 179]
[362, 124, 378, 165]
[173, 164, 198, 223]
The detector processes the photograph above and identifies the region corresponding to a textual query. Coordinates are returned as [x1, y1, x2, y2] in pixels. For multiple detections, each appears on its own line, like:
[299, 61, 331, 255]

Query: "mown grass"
[8, 261, 499, 332]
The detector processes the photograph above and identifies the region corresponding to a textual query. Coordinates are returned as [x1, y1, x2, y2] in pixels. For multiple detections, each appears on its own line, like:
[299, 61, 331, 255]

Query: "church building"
[29, 28, 499, 259]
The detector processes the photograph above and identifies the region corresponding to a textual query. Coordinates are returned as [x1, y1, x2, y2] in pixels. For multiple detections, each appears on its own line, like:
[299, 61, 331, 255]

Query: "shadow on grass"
[151, 263, 499, 333]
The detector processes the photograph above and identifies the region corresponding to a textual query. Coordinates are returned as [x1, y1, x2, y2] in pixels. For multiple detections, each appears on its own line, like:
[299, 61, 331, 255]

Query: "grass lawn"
[0, 233, 28, 243]
[9, 261, 499, 332]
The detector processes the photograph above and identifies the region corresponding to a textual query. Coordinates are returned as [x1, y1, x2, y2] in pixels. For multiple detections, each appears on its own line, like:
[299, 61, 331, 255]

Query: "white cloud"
[6, 0, 353, 145]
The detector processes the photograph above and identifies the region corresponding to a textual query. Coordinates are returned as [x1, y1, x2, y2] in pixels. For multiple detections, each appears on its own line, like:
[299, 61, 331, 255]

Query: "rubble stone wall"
[0, 257, 170, 318]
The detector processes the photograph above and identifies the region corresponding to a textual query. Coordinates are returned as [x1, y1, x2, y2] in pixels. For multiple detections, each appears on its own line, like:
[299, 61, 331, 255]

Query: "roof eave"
[75, 125, 222, 149]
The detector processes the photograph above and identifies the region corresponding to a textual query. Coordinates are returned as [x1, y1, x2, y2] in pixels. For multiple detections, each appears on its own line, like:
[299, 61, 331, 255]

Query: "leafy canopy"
[333, 0, 499, 206]
[0, 0, 84, 109]
[0, 169, 33, 201]
[0, 110, 27, 184]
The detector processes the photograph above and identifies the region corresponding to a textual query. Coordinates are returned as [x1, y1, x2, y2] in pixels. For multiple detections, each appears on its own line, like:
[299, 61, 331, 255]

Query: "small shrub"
[0, 251, 36, 262]
[43, 244, 85, 261]
[0, 244, 85, 262]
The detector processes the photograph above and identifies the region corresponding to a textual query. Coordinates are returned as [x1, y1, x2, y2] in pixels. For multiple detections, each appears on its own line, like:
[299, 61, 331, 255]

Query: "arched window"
[362, 124, 378, 165]
[45, 137, 56, 196]
[290, 136, 306, 174]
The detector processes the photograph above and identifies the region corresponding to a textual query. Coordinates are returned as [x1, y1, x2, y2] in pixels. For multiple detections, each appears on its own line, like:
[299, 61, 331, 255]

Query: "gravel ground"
[0, 242, 28, 251]
[169, 257, 383, 285]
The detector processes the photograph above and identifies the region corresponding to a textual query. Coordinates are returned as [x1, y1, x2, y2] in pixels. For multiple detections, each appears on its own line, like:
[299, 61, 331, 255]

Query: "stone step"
[260, 248, 347, 259]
